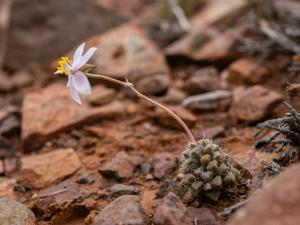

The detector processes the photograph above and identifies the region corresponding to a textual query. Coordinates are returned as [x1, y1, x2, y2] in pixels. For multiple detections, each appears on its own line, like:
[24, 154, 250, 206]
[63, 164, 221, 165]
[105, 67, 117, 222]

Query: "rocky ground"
[1, 0, 300, 225]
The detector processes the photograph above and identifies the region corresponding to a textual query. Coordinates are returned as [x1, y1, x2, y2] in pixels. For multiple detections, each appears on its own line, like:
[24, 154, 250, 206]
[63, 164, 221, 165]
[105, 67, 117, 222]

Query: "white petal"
[75, 47, 97, 70]
[69, 79, 82, 104]
[72, 71, 92, 95]
[72, 43, 85, 69]
[67, 74, 71, 87]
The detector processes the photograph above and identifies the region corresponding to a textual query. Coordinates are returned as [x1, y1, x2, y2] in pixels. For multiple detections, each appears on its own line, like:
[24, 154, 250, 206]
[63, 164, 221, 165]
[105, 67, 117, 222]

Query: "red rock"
[185, 67, 220, 94]
[187, 207, 220, 225]
[93, 195, 145, 225]
[6, 0, 125, 69]
[21, 83, 125, 151]
[203, 125, 225, 138]
[182, 90, 232, 112]
[232, 85, 283, 122]
[191, 24, 251, 61]
[166, 0, 251, 59]
[88, 24, 170, 94]
[87, 85, 117, 106]
[155, 105, 197, 129]
[153, 152, 177, 179]
[221, 127, 276, 178]
[154, 192, 191, 225]
[98, 151, 143, 180]
[20, 148, 81, 189]
[228, 164, 300, 225]
[82, 198, 97, 210]
[221, 57, 270, 85]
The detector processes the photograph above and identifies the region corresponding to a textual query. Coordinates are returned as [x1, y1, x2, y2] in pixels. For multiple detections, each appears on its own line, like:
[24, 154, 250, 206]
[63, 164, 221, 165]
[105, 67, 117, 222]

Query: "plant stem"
[86, 72, 196, 143]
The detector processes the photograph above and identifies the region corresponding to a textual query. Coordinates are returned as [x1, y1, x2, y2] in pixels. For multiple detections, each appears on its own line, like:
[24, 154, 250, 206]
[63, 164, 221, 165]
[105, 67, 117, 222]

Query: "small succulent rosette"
[177, 139, 242, 202]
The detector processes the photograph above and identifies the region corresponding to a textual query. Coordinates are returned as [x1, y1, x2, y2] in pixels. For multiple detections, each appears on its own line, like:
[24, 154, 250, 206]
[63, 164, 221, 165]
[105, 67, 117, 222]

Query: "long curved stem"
[86, 72, 196, 143]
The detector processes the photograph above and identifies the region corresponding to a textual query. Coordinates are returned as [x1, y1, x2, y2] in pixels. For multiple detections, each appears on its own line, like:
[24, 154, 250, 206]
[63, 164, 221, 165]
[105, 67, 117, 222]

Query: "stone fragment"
[232, 85, 283, 122]
[87, 85, 117, 106]
[0, 138, 11, 159]
[0, 72, 13, 92]
[153, 152, 177, 179]
[0, 160, 3, 174]
[94, 0, 150, 18]
[0, 0, 11, 68]
[0, 197, 35, 225]
[37, 180, 80, 203]
[0, 115, 20, 136]
[221, 57, 269, 85]
[182, 90, 232, 112]
[187, 207, 220, 225]
[11, 70, 33, 88]
[140, 161, 152, 175]
[98, 151, 142, 180]
[155, 105, 197, 129]
[221, 127, 275, 177]
[77, 173, 96, 184]
[274, 0, 300, 19]
[6, 0, 125, 69]
[108, 184, 140, 197]
[158, 87, 187, 104]
[203, 125, 225, 138]
[82, 198, 97, 210]
[93, 195, 145, 225]
[34, 180, 80, 213]
[0, 108, 9, 121]
[3, 157, 17, 176]
[0, 178, 16, 199]
[20, 148, 81, 188]
[89, 24, 170, 94]
[153, 192, 191, 225]
[191, 24, 251, 61]
[21, 83, 125, 150]
[166, 20, 251, 61]
[228, 164, 300, 225]
[185, 67, 220, 94]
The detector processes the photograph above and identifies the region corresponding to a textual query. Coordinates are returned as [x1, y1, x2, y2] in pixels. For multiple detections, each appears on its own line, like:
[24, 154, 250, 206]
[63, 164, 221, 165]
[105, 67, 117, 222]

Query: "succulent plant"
[177, 139, 241, 202]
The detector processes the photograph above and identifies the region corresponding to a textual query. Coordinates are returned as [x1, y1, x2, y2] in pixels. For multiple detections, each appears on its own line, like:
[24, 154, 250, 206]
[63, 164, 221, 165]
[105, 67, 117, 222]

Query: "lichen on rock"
[177, 139, 241, 202]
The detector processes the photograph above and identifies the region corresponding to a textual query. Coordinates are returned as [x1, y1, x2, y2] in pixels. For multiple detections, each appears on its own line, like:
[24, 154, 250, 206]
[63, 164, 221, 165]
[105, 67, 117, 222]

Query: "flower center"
[56, 56, 72, 75]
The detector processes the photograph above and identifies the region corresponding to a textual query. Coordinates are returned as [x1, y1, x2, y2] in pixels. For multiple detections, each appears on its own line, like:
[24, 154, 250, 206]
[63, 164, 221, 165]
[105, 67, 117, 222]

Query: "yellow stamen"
[56, 56, 72, 75]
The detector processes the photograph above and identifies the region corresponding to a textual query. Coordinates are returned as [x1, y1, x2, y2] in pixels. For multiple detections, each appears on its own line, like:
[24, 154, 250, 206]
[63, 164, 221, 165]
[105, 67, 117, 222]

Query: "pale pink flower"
[55, 43, 97, 104]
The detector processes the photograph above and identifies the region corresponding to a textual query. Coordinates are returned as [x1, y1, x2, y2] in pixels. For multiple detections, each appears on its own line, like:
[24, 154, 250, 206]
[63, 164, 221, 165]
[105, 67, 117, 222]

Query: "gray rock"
[108, 184, 140, 197]
[99, 151, 143, 180]
[153, 152, 177, 179]
[182, 90, 232, 112]
[93, 195, 145, 225]
[187, 207, 220, 225]
[154, 192, 191, 225]
[0, 197, 35, 225]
